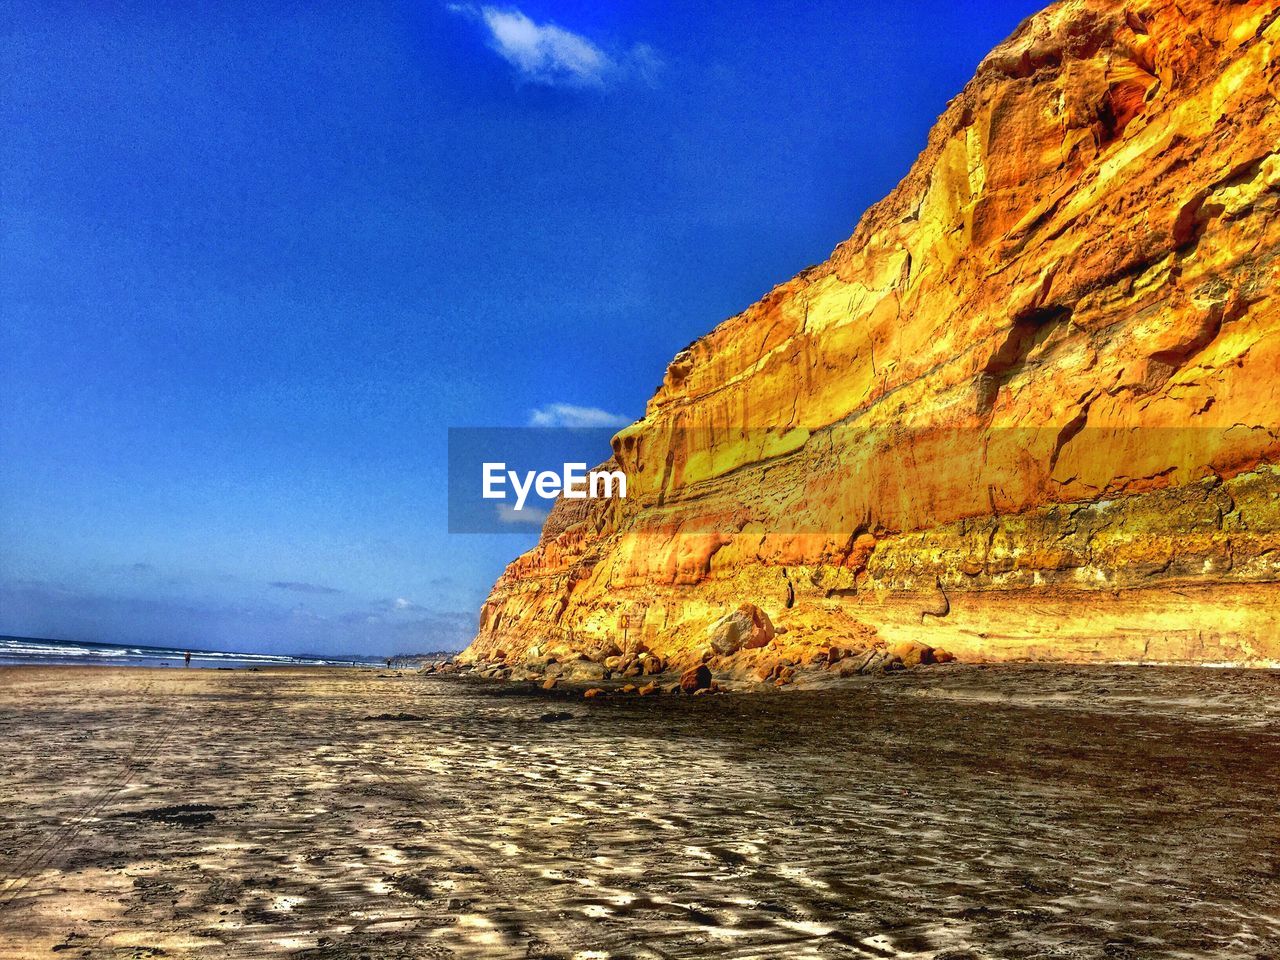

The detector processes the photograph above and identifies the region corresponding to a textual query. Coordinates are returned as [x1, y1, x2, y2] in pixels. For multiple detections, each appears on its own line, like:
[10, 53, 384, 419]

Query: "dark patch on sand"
[114, 804, 224, 827]
[537, 711, 575, 723]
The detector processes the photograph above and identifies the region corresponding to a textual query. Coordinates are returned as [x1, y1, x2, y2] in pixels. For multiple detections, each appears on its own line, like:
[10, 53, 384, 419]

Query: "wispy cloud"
[448, 5, 661, 89]
[269, 581, 342, 595]
[528, 402, 631, 428]
[496, 502, 548, 525]
[372, 597, 426, 612]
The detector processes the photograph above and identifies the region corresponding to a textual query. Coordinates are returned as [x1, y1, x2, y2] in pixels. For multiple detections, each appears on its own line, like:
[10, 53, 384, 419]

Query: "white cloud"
[628, 42, 663, 86]
[449, 5, 661, 89]
[369, 597, 428, 613]
[527, 402, 631, 428]
[484, 8, 607, 86]
[496, 503, 549, 525]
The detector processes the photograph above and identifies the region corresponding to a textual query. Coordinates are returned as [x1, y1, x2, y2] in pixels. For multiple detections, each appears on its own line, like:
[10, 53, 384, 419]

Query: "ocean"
[0, 635, 382, 669]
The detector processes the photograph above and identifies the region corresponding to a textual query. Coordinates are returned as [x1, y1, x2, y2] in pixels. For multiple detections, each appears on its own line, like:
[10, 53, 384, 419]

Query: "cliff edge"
[464, 0, 1280, 673]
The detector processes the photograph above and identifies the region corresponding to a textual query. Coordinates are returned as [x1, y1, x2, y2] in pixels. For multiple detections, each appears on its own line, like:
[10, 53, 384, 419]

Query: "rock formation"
[464, 0, 1280, 672]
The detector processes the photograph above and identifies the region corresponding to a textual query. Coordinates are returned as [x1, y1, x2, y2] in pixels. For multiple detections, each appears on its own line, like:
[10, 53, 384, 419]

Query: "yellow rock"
[463, 0, 1280, 671]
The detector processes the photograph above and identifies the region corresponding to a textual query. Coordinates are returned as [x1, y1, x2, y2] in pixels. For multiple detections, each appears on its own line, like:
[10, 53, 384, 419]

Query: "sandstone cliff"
[464, 0, 1280, 672]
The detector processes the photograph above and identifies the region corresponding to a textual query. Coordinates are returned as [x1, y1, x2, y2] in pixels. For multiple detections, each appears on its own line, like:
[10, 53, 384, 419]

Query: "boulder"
[853, 650, 884, 674]
[560, 660, 607, 683]
[642, 656, 665, 675]
[541, 677, 558, 691]
[741, 605, 776, 649]
[679, 664, 713, 694]
[637, 681, 658, 696]
[707, 603, 775, 655]
[801, 648, 828, 667]
[889, 641, 936, 668]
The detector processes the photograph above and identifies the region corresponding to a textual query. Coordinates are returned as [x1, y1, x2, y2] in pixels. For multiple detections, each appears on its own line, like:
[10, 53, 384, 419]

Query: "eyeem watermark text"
[482, 462, 627, 512]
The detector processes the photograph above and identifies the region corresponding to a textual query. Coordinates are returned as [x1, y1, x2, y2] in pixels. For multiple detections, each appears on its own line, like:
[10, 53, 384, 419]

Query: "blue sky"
[0, 0, 1042, 656]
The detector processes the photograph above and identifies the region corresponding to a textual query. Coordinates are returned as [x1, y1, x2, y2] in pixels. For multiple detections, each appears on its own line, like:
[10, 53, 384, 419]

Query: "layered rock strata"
[464, 0, 1280, 672]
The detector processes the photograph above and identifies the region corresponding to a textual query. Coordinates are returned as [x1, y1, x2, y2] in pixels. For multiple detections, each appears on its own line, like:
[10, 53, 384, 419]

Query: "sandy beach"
[0, 665, 1277, 959]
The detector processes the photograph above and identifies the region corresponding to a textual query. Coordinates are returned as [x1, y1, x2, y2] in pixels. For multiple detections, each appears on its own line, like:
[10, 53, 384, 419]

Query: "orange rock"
[890, 641, 936, 668]
[679, 664, 712, 694]
[541, 677, 558, 690]
[583, 688, 605, 699]
[461, 0, 1280, 672]
[637, 681, 658, 696]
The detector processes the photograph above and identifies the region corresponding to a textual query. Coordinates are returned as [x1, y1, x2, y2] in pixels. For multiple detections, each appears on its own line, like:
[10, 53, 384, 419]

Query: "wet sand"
[0, 665, 1277, 959]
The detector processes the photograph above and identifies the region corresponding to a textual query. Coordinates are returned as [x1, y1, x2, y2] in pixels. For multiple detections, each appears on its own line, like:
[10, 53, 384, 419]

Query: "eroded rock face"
[464, 0, 1280, 671]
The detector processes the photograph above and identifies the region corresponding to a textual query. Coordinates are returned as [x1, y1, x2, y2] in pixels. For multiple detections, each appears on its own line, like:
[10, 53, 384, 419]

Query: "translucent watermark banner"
[448, 425, 1279, 536]
[448, 427, 622, 533]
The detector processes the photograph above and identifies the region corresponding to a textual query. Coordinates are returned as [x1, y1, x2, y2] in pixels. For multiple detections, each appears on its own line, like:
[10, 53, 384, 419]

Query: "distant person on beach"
[184, 651, 191, 668]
